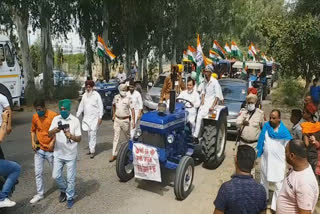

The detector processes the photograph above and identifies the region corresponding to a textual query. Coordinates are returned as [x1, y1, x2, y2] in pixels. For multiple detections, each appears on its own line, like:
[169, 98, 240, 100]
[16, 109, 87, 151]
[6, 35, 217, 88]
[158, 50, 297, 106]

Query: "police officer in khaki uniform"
[236, 93, 265, 149]
[110, 84, 135, 162]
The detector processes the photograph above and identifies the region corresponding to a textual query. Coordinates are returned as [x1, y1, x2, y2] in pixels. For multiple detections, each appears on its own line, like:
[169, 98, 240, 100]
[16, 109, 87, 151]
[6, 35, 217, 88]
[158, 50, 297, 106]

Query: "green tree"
[260, 14, 320, 89]
[30, 42, 41, 76]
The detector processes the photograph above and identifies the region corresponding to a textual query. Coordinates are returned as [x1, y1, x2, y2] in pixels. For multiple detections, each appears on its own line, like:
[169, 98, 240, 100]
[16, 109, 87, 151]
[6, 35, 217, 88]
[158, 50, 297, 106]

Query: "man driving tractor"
[160, 64, 186, 106]
[177, 78, 201, 134]
[193, 64, 224, 141]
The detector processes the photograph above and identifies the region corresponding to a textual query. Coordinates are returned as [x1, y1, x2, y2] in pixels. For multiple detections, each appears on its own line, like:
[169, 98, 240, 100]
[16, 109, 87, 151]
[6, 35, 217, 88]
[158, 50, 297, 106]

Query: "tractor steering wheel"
[176, 98, 193, 108]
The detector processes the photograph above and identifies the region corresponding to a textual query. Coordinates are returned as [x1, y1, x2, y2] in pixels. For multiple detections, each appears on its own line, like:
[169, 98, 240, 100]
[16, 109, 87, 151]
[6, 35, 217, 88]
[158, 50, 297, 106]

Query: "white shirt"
[277, 165, 319, 213]
[76, 91, 103, 131]
[0, 94, 9, 126]
[178, 89, 200, 114]
[117, 72, 127, 83]
[261, 130, 290, 182]
[201, 77, 224, 106]
[49, 114, 82, 160]
[126, 90, 143, 110]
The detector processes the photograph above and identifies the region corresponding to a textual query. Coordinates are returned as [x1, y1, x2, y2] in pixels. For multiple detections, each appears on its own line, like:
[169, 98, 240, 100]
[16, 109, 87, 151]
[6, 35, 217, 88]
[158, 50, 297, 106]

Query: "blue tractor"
[116, 74, 228, 200]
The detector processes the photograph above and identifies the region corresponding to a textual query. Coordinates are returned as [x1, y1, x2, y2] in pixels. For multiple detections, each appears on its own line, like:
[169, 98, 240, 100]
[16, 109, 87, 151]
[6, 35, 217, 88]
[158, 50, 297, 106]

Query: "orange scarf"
[301, 122, 320, 134]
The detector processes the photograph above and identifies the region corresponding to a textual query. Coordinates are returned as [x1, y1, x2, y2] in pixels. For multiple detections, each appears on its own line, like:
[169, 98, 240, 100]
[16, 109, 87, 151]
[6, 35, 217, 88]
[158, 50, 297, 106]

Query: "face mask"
[37, 110, 45, 117]
[120, 91, 127, 97]
[247, 104, 256, 112]
[191, 71, 197, 80]
[60, 110, 70, 119]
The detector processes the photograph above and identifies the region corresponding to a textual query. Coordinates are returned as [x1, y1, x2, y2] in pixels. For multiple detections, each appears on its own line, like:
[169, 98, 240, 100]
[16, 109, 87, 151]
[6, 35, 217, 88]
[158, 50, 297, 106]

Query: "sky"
[29, 27, 85, 54]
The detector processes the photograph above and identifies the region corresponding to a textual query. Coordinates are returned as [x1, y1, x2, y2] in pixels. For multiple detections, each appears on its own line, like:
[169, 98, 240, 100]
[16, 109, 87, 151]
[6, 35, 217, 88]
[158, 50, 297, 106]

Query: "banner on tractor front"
[133, 143, 161, 182]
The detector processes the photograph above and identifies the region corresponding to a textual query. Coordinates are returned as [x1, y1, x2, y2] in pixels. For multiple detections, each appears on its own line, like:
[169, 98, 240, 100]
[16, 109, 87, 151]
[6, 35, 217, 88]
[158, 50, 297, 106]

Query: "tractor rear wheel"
[201, 121, 227, 169]
[116, 143, 134, 182]
[174, 156, 194, 200]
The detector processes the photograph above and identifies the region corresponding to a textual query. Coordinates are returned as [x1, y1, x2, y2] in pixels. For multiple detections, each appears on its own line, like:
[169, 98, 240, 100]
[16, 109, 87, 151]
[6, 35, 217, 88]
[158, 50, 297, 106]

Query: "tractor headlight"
[167, 134, 174, 144]
[133, 128, 142, 141]
[135, 129, 142, 137]
[209, 110, 217, 119]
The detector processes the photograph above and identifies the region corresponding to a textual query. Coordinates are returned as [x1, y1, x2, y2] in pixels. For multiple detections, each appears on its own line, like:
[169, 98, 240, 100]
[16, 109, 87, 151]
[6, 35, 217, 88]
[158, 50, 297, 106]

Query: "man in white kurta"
[127, 81, 143, 138]
[193, 65, 223, 139]
[259, 110, 291, 212]
[178, 78, 200, 134]
[76, 80, 103, 158]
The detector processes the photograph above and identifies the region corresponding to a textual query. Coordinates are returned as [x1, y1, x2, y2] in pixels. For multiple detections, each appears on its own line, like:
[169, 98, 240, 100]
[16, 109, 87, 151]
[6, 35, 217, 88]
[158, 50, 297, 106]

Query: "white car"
[35, 69, 75, 89]
[144, 73, 169, 110]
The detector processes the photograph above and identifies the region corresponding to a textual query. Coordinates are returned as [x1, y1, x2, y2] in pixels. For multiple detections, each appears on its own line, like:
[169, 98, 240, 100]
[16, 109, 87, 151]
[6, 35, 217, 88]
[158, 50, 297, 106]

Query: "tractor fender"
[213, 105, 228, 121]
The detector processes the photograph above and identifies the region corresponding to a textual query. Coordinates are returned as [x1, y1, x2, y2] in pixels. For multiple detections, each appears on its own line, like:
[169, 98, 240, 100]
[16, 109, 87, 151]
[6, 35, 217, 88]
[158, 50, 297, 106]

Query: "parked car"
[219, 79, 248, 134]
[35, 69, 75, 89]
[144, 73, 169, 110]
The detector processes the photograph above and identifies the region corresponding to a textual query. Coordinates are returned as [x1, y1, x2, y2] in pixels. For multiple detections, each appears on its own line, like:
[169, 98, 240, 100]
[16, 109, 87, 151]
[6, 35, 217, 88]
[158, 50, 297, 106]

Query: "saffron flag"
[97, 35, 116, 62]
[213, 40, 226, 59]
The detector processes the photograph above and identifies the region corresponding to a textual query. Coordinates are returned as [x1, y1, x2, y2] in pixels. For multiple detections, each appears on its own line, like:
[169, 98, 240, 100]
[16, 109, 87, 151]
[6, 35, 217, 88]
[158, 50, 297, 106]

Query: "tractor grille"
[141, 131, 166, 148]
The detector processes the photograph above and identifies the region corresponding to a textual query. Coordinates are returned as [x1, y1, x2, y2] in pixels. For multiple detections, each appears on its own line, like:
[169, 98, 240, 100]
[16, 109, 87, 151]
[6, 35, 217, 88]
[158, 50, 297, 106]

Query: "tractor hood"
[140, 103, 186, 134]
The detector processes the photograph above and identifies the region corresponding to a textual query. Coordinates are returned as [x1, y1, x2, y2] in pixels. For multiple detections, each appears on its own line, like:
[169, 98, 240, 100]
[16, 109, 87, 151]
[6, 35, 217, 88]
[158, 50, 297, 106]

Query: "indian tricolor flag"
[195, 34, 205, 84]
[231, 41, 240, 57]
[261, 53, 268, 62]
[204, 55, 213, 66]
[213, 40, 226, 59]
[224, 42, 231, 54]
[248, 44, 255, 61]
[97, 35, 116, 61]
[187, 46, 196, 63]
[250, 42, 257, 55]
[209, 50, 221, 62]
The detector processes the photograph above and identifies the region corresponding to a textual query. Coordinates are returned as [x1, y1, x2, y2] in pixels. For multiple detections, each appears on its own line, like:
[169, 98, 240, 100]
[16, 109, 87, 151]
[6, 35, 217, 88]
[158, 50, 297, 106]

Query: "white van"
[0, 35, 24, 108]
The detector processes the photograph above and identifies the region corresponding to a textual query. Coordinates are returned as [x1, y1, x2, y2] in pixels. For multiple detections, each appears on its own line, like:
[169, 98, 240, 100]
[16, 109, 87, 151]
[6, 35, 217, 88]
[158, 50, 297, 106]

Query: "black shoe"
[90, 153, 95, 159]
[59, 192, 66, 203]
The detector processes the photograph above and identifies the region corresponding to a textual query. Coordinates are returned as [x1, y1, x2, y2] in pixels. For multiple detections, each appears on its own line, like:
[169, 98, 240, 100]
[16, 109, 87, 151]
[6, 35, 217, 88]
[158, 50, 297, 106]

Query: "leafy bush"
[52, 82, 81, 100]
[272, 78, 304, 107]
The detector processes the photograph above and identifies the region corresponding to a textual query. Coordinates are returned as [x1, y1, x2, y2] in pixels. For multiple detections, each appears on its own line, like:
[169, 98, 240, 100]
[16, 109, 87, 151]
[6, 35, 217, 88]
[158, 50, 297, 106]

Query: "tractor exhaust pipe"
[169, 65, 178, 113]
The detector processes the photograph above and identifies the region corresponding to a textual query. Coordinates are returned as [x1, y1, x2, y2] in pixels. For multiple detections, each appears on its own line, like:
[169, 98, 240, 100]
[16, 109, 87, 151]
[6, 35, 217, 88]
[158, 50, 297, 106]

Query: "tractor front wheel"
[174, 156, 194, 200]
[116, 143, 134, 182]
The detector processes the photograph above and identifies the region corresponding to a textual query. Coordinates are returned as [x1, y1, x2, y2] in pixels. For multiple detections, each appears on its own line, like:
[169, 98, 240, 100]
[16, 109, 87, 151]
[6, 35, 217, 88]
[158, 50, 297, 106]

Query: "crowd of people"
[212, 78, 320, 213]
[0, 62, 319, 213]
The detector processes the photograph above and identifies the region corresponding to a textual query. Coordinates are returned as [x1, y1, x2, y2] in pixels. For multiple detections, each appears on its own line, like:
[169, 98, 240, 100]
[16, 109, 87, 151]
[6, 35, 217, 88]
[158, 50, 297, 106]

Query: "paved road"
[0, 105, 239, 214]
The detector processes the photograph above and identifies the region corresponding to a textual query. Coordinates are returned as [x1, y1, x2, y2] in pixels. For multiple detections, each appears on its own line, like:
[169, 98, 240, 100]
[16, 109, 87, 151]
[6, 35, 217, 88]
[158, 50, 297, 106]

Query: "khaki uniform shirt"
[236, 108, 265, 142]
[113, 95, 134, 118]
[160, 74, 186, 102]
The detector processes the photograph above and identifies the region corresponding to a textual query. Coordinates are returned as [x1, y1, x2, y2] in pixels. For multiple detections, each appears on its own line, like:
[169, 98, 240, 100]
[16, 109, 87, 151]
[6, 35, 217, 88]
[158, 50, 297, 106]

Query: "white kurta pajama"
[193, 77, 223, 138]
[178, 90, 201, 134]
[126, 90, 143, 139]
[76, 91, 104, 154]
[260, 130, 289, 211]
